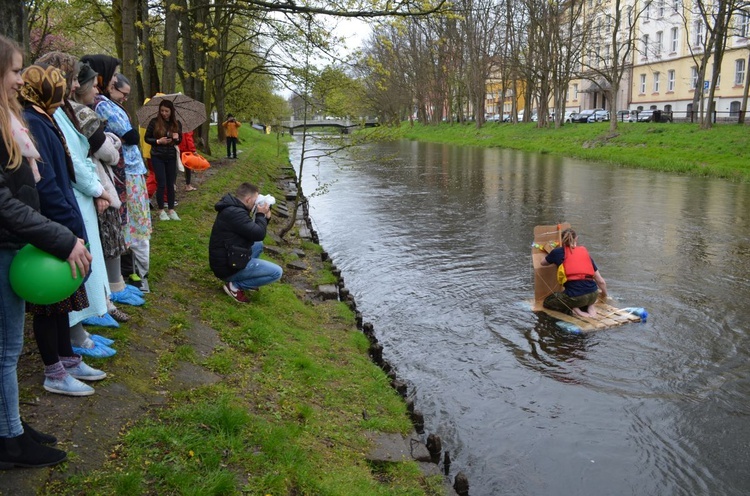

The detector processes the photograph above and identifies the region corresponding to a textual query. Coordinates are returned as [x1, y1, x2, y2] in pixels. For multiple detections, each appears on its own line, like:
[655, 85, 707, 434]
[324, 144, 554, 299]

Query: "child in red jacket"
[179, 130, 197, 191]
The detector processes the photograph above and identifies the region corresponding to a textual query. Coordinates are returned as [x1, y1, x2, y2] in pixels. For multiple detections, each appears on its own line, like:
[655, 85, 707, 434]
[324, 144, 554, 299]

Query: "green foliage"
[313, 65, 369, 118]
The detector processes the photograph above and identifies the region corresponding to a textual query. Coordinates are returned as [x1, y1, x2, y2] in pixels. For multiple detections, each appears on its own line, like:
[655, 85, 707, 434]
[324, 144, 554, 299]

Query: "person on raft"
[540, 228, 607, 318]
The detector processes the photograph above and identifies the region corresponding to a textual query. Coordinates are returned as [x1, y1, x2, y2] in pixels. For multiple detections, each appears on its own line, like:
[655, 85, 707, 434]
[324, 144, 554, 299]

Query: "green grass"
[366, 121, 750, 181]
[51, 128, 440, 495]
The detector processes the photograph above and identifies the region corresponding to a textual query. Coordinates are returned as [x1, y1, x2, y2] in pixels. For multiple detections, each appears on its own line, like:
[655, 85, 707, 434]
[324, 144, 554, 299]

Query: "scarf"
[19, 64, 76, 183]
[9, 113, 41, 183]
[80, 54, 121, 98]
[19, 64, 66, 115]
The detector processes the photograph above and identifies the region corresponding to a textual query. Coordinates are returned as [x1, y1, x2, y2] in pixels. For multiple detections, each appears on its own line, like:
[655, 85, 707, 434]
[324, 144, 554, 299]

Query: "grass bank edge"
[52, 128, 443, 496]
[365, 122, 750, 182]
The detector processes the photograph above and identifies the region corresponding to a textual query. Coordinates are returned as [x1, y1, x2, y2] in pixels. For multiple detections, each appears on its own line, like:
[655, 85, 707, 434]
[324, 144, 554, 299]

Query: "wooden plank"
[530, 300, 641, 334]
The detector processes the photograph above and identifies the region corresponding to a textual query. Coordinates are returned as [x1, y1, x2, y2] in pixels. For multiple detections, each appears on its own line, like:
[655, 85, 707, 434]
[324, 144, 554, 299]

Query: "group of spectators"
[0, 33, 283, 470]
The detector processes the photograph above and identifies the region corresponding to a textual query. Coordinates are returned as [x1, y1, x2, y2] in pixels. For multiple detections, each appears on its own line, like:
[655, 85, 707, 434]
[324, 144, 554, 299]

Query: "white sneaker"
[43, 375, 94, 396]
[168, 211, 181, 221]
[159, 211, 169, 221]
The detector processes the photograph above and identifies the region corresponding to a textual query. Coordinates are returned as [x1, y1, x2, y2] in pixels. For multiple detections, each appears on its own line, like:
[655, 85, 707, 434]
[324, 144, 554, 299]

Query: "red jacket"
[178, 131, 196, 153]
[562, 245, 595, 281]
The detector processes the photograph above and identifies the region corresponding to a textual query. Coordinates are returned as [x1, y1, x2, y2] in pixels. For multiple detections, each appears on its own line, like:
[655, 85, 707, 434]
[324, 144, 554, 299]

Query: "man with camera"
[222, 113, 241, 159]
[208, 183, 282, 303]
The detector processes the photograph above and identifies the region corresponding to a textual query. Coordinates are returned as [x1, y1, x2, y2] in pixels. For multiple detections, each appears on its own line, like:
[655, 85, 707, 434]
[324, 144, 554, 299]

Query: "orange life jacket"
[562, 245, 595, 281]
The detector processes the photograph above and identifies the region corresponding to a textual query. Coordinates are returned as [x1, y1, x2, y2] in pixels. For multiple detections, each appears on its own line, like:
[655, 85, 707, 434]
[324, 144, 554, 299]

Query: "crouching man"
[208, 183, 282, 303]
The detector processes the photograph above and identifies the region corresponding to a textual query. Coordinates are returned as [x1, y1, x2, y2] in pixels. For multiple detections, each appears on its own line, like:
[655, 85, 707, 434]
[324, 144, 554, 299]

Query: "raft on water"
[531, 223, 647, 334]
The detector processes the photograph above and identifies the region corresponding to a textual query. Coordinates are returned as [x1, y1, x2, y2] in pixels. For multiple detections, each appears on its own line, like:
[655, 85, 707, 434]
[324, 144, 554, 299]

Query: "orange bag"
[181, 152, 210, 171]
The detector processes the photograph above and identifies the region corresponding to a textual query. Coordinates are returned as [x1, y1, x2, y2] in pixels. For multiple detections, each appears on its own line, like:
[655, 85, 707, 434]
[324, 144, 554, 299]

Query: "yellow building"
[485, 77, 527, 118]
[629, 6, 750, 120]
[562, 0, 749, 119]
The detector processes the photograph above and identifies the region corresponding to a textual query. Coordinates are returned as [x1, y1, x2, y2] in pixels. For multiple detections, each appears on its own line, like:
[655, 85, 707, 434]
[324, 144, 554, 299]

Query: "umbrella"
[136, 93, 207, 132]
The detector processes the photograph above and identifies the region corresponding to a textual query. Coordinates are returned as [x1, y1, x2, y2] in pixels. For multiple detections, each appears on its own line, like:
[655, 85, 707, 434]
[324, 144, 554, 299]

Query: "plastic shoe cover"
[124, 284, 144, 297]
[64, 362, 107, 381]
[82, 314, 120, 328]
[73, 342, 116, 358]
[43, 375, 94, 396]
[90, 334, 115, 346]
[110, 289, 145, 306]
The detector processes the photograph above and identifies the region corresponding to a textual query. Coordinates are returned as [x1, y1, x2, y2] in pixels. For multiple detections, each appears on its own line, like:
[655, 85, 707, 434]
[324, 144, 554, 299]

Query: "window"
[656, 31, 663, 54]
[730, 101, 741, 116]
[604, 44, 611, 63]
[736, 59, 746, 85]
[640, 74, 647, 93]
[668, 70, 676, 90]
[658, 0, 665, 17]
[694, 20, 704, 46]
[597, 17, 603, 37]
[740, 11, 750, 38]
[574, 84, 579, 99]
[691, 66, 698, 88]
[654, 72, 661, 92]
[673, 0, 680, 11]
[643, 34, 650, 56]
[671, 27, 679, 52]
[645, 0, 652, 20]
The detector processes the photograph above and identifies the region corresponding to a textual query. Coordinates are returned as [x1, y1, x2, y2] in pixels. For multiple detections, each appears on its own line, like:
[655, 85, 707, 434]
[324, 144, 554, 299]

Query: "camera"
[255, 194, 276, 207]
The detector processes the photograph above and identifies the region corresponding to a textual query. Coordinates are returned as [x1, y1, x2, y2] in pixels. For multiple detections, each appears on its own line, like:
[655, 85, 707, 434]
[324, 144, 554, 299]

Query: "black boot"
[21, 421, 57, 445]
[0, 430, 67, 469]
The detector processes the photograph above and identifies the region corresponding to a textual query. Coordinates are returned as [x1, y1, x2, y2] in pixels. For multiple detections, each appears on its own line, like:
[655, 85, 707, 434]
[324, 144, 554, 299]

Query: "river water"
[290, 137, 750, 496]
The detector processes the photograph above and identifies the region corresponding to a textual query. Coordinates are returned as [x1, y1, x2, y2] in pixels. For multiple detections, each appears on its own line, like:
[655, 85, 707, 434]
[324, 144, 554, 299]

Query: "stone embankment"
[283, 163, 469, 496]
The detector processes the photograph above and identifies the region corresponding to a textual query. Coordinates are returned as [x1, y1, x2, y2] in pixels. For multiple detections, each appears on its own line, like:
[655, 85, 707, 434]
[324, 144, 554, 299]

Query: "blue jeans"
[0, 250, 24, 438]
[225, 242, 282, 290]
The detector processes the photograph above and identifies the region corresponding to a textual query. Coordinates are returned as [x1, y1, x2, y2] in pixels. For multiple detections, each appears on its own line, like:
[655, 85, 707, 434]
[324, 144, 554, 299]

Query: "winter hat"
[78, 63, 98, 87]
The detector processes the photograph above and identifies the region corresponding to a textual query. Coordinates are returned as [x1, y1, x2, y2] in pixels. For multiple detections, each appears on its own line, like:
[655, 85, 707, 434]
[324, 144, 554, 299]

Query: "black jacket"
[208, 193, 268, 279]
[0, 141, 78, 259]
[144, 117, 182, 161]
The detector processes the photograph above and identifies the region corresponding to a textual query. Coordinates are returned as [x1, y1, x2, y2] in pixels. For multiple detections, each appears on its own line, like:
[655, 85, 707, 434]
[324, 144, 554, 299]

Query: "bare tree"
[580, 0, 645, 131]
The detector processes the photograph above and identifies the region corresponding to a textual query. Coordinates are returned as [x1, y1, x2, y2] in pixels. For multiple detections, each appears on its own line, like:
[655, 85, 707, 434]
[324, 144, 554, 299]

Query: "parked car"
[587, 110, 610, 122]
[564, 111, 578, 123]
[636, 110, 655, 122]
[571, 108, 601, 123]
[615, 109, 631, 121]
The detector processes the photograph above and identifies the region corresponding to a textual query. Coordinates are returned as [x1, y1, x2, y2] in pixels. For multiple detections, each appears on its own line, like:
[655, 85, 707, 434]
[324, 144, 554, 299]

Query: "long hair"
[0, 35, 24, 171]
[154, 100, 179, 138]
[561, 228, 577, 249]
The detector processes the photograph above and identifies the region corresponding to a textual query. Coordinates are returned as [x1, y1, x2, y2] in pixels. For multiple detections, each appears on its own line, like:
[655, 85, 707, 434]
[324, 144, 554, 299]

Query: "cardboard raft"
[531, 223, 643, 333]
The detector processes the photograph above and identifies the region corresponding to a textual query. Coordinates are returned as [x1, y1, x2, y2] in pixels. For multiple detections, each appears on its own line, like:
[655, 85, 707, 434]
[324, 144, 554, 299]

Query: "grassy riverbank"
[367, 121, 750, 181]
[33, 128, 440, 495]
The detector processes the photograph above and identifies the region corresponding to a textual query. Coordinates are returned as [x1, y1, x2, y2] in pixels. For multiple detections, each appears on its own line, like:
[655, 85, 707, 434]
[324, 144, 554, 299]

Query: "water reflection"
[292, 137, 750, 496]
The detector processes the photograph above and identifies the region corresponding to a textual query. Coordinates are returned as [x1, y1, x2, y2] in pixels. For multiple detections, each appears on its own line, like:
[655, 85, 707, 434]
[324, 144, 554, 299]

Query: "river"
[290, 137, 750, 496]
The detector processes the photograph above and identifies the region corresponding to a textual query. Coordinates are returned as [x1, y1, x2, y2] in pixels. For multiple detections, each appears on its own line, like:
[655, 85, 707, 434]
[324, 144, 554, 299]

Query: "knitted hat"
[78, 63, 98, 86]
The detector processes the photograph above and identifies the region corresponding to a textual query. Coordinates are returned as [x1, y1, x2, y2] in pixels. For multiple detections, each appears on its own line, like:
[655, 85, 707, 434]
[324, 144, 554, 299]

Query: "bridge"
[279, 118, 379, 135]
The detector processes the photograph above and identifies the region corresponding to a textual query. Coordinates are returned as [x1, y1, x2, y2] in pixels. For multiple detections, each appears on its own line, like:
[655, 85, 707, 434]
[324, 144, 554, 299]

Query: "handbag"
[175, 145, 185, 172]
[226, 243, 250, 269]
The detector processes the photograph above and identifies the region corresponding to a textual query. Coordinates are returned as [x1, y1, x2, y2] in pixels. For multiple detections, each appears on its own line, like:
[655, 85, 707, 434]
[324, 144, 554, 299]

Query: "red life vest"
[562, 245, 595, 281]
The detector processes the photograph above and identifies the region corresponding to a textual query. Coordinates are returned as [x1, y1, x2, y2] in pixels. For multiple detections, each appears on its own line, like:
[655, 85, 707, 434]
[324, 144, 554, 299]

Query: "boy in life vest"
[540, 228, 607, 318]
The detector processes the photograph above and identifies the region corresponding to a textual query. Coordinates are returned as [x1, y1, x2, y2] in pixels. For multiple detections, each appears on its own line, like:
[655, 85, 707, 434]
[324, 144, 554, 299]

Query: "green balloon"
[9, 244, 83, 305]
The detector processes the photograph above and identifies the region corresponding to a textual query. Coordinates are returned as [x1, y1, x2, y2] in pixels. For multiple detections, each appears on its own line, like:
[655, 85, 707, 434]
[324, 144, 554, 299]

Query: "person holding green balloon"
[0, 35, 91, 469]
[20, 63, 108, 398]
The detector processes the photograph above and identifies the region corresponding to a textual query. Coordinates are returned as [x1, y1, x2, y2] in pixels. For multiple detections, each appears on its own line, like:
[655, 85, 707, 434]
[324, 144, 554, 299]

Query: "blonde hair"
[561, 228, 577, 248]
[0, 35, 23, 170]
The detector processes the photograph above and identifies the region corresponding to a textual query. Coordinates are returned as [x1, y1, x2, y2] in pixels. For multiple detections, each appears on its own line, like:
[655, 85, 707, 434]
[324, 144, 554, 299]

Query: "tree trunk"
[1, 0, 24, 46]
[121, 0, 138, 117]
[162, 0, 179, 93]
[112, 0, 124, 61]
[739, 52, 750, 124]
